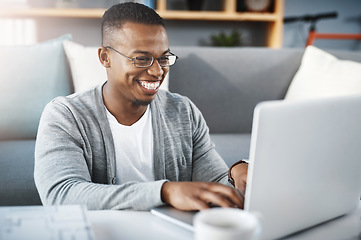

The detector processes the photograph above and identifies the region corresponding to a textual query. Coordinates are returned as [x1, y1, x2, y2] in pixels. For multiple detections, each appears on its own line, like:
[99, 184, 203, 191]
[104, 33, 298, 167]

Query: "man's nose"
[147, 59, 164, 78]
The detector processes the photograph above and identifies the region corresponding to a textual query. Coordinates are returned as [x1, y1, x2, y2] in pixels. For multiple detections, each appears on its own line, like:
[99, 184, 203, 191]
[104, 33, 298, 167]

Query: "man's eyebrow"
[132, 49, 171, 55]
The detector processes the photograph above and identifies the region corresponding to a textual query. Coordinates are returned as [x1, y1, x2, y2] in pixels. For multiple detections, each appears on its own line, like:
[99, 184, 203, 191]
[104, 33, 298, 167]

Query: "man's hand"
[161, 182, 244, 211]
[230, 163, 248, 197]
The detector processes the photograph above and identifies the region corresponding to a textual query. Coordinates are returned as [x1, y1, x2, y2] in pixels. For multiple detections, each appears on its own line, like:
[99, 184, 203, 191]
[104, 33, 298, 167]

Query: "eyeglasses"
[105, 46, 178, 68]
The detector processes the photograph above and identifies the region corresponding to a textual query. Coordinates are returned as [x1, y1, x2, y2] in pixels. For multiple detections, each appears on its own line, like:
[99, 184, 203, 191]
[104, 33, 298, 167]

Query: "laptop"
[151, 94, 361, 239]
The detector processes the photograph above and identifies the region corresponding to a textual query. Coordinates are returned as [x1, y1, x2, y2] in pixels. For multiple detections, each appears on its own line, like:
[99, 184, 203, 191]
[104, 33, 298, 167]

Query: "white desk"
[88, 201, 361, 240]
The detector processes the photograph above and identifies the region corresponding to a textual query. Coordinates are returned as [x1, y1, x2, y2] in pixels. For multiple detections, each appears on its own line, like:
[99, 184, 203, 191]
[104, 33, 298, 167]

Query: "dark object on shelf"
[186, 0, 204, 11]
[237, 0, 247, 12]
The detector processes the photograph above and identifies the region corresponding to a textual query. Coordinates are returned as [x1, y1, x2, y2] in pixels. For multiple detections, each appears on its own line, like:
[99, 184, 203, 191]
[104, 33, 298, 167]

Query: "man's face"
[105, 22, 170, 106]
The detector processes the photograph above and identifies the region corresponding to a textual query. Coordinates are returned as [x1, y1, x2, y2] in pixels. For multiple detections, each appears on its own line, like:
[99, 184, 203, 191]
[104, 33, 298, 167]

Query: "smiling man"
[34, 2, 248, 211]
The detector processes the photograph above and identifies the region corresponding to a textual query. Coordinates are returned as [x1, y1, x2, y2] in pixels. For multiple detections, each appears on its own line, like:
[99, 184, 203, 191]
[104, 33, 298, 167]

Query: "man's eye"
[136, 56, 152, 62]
[159, 56, 170, 63]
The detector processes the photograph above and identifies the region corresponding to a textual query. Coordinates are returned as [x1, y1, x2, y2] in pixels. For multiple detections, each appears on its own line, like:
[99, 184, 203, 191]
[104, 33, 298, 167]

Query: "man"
[34, 2, 248, 211]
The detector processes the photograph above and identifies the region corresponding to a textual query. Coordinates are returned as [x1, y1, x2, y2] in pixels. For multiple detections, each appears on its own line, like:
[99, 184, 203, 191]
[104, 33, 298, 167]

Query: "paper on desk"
[0, 205, 94, 240]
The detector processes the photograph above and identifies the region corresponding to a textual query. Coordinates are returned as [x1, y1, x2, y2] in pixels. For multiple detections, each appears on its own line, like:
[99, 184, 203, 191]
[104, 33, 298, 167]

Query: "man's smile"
[137, 80, 161, 93]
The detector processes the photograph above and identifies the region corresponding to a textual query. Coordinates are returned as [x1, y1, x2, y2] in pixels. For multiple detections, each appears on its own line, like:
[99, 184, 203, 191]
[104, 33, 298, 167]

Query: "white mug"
[193, 208, 262, 240]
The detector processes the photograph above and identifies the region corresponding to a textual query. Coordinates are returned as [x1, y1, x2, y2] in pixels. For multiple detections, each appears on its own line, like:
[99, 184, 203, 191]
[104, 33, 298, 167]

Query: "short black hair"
[101, 2, 165, 45]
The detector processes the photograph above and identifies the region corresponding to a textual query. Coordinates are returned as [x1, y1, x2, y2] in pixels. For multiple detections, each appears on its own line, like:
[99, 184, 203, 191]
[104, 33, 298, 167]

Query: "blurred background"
[0, 0, 360, 50]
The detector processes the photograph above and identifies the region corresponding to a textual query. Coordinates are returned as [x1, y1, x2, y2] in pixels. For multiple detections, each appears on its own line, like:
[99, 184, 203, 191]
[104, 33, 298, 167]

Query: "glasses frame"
[105, 46, 178, 68]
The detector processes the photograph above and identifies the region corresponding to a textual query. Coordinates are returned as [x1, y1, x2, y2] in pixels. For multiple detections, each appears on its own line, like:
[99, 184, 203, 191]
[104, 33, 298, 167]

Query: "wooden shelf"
[159, 0, 284, 48]
[0, 8, 278, 21]
[157, 11, 278, 21]
[0, 0, 284, 48]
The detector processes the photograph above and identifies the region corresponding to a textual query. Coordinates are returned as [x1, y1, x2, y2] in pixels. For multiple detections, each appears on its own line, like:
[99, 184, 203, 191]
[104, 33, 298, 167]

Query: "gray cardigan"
[34, 84, 229, 210]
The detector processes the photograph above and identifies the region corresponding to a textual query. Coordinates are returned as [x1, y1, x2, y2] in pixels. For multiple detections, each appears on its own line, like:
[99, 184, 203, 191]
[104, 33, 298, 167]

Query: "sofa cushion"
[285, 46, 361, 101]
[0, 34, 72, 140]
[170, 47, 304, 134]
[0, 140, 41, 206]
[63, 40, 170, 92]
[63, 40, 107, 93]
[210, 133, 251, 167]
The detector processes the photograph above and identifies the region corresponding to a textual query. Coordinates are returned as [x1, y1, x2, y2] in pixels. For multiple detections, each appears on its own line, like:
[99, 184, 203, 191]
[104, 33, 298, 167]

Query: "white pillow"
[285, 45, 361, 101]
[63, 40, 169, 93]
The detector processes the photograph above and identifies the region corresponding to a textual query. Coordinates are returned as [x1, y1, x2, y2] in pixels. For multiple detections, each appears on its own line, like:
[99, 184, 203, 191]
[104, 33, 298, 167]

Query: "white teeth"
[140, 81, 160, 90]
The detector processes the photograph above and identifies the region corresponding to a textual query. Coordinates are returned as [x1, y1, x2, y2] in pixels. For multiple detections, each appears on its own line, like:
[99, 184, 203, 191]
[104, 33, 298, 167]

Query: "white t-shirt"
[106, 106, 154, 184]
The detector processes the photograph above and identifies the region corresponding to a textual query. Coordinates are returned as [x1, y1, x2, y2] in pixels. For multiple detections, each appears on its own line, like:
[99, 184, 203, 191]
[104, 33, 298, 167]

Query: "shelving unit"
[0, 0, 284, 48]
[156, 0, 284, 47]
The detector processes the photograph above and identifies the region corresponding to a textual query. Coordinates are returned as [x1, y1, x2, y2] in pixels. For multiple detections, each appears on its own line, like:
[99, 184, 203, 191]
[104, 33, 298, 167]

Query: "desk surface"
[88, 201, 361, 240]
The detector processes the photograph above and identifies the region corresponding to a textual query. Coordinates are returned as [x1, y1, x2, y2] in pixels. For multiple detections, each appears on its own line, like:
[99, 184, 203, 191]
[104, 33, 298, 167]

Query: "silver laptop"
[245, 94, 361, 239]
[152, 94, 361, 239]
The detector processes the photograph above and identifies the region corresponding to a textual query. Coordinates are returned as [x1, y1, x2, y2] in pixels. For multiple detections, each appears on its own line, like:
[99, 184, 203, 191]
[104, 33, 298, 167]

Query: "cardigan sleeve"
[187, 100, 230, 185]
[34, 94, 168, 211]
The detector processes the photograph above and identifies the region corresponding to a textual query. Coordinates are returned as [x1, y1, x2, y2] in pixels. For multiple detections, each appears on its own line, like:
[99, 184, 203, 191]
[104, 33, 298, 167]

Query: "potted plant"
[210, 29, 242, 47]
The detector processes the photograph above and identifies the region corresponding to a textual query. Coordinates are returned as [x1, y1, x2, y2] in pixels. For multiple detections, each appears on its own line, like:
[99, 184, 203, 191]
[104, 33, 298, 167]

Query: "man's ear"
[98, 46, 111, 68]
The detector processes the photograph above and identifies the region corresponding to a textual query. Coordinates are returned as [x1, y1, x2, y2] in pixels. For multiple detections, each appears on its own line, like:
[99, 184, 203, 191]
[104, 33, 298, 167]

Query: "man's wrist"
[228, 160, 248, 186]
[160, 181, 171, 203]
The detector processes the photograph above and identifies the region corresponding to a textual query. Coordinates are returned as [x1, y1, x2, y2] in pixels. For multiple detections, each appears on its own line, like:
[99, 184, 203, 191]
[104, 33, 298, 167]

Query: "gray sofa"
[1, 36, 360, 206]
[171, 46, 361, 165]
